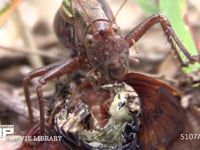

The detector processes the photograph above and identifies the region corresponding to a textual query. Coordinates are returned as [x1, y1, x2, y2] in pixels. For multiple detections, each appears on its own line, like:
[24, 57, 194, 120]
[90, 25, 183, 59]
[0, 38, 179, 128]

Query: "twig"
[0, 44, 59, 60]
[0, 86, 40, 121]
[12, 9, 44, 68]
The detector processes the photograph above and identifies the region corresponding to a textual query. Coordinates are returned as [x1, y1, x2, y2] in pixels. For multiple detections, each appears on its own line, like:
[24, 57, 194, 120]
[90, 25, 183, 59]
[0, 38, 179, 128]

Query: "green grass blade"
[159, 0, 200, 73]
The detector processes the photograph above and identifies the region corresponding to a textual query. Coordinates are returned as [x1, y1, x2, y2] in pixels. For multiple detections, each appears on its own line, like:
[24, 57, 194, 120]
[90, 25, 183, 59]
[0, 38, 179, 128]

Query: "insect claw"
[190, 55, 200, 63]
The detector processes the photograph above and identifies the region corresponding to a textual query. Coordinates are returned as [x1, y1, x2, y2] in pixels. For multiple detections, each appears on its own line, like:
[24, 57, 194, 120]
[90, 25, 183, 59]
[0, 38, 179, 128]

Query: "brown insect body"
[52, 78, 141, 149]
[49, 72, 184, 150]
[54, 0, 129, 80]
[75, 81, 113, 127]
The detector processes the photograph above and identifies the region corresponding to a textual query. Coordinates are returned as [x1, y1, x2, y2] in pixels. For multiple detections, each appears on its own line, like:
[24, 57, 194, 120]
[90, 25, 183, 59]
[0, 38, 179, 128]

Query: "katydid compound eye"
[112, 23, 120, 34]
[85, 34, 97, 48]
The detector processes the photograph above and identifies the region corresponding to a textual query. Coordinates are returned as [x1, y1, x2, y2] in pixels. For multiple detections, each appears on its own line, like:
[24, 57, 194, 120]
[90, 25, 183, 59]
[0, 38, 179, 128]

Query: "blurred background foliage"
[135, 0, 200, 74]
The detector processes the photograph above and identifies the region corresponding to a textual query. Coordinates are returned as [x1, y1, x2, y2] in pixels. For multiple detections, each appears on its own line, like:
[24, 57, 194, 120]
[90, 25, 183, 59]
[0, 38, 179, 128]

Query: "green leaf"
[0, 2, 10, 15]
[159, 0, 200, 73]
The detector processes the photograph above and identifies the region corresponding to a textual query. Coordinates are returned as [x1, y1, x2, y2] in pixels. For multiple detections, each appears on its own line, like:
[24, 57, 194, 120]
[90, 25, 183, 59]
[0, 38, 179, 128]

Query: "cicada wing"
[122, 73, 185, 150]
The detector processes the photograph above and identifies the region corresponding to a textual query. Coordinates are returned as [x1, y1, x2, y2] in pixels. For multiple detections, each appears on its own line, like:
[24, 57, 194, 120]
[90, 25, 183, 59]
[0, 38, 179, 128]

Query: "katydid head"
[83, 20, 129, 80]
[74, 0, 129, 80]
